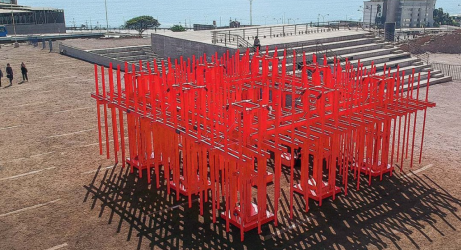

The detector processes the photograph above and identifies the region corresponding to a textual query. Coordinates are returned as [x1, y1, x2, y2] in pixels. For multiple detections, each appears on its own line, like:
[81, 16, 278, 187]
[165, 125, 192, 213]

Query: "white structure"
[363, 0, 436, 28]
[399, 0, 436, 28]
[363, 1, 384, 29]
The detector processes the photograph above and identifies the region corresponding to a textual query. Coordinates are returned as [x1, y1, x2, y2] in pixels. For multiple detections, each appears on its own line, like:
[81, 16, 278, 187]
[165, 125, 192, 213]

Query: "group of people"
[0, 62, 28, 88]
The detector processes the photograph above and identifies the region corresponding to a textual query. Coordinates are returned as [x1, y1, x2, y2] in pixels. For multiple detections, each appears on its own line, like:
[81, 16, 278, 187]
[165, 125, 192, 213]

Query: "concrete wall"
[59, 44, 126, 70]
[151, 33, 237, 61]
[386, 0, 400, 23]
[5, 23, 66, 35]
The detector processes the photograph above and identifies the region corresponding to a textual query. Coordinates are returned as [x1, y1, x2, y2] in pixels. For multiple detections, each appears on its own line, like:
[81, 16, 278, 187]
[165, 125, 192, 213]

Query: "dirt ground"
[0, 43, 461, 250]
[429, 53, 461, 65]
[400, 30, 461, 54]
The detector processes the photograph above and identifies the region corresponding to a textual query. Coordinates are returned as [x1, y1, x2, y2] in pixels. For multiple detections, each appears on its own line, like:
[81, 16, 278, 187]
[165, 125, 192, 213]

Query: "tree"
[433, 8, 455, 27]
[125, 16, 160, 35]
[170, 25, 186, 32]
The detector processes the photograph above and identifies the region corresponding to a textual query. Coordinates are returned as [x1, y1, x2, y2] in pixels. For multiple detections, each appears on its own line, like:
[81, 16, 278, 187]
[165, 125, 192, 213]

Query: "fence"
[432, 63, 461, 80]
[211, 21, 356, 47]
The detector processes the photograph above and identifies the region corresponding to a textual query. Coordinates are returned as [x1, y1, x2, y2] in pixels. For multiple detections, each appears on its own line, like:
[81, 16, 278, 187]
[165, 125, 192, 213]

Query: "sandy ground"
[0, 44, 460, 250]
[429, 53, 461, 65]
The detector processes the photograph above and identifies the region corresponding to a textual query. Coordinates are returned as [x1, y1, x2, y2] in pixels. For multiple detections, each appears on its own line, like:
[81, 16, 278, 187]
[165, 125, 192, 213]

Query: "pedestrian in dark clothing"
[21, 62, 28, 82]
[6, 63, 13, 86]
[254, 36, 261, 51]
[0, 68, 3, 87]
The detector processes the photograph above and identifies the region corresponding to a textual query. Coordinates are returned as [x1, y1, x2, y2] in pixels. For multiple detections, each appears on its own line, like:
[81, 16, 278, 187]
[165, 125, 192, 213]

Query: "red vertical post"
[118, 64, 126, 168]
[409, 73, 421, 168]
[109, 63, 119, 163]
[419, 71, 431, 164]
[101, 65, 110, 159]
[94, 65, 103, 156]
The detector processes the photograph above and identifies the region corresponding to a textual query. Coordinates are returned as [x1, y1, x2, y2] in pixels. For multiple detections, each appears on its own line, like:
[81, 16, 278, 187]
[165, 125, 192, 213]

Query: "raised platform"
[220, 203, 275, 233]
[169, 175, 211, 196]
[0, 33, 104, 44]
[293, 179, 341, 203]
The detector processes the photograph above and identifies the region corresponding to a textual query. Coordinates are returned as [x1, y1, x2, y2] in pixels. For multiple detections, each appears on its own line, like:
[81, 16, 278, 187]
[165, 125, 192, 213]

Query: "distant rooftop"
[0, 3, 63, 12]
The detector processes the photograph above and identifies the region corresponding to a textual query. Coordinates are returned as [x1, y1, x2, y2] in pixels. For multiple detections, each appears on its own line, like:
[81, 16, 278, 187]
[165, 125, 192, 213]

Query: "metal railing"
[212, 22, 346, 47]
[432, 63, 461, 80]
[213, 33, 252, 48]
[314, 41, 345, 62]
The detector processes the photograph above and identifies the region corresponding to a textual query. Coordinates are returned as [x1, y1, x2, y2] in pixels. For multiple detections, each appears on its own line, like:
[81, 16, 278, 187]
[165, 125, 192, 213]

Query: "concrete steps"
[342, 52, 412, 67]
[88, 45, 164, 71]
[269, 42, 390, 67]
[261, 33, 369, 51]
[369, 57, 420, 72]
[262, 31, 452, 87]
[401, 75, 453, 92]
[258, 37, 380, 58]
[374, 62, 429, 75]
[91, 45, 152, 54]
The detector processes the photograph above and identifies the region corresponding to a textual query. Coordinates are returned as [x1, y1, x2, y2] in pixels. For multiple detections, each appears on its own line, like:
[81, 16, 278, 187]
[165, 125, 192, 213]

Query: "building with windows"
[363, 0, 436, 28]
[0, 2, 65, 35]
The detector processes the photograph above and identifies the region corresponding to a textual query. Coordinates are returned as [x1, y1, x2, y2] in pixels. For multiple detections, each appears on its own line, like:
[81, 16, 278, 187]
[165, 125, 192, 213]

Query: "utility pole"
[249, 0, 253, 25]
[317, 14, 319, 32]
[366, 5, 373, 31]
[358, 6, 364, 29]
[10, 2, 17, 44]
[104, 0, 109, 30]
[318, 14, 329, 31]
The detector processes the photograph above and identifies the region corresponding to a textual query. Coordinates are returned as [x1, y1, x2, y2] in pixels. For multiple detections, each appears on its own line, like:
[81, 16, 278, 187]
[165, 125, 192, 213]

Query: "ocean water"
[19, 0, 460, 28]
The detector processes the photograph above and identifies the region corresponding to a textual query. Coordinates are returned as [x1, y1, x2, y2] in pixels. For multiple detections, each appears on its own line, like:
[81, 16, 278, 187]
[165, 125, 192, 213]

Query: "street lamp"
[10, 1, 18, 43]
[366, 5, 373, 31]
[320, 14, 329, 23]
[358, 7, 363, 29]
[104, 0, 109, 30]
[318, 14, 329, 31]
[262, 15, 268, 25]
[249, 0, 253, 26]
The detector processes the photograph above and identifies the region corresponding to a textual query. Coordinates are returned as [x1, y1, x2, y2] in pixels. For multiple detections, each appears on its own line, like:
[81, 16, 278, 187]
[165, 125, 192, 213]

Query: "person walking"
[6, 63, 13, 86]
[21, 62, 28, 82]
[0, 68, 3, 87]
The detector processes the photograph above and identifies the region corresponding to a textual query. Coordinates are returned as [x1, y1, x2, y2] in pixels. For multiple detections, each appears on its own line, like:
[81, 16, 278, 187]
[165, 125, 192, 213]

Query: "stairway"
[246, 33, 452, 88]
[89, 45, 163, 71]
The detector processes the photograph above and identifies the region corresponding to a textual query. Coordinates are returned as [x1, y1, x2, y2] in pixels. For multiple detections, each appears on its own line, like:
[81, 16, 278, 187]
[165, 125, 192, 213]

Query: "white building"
[363, 1, 384, 29]
[363, 0, 436, 28]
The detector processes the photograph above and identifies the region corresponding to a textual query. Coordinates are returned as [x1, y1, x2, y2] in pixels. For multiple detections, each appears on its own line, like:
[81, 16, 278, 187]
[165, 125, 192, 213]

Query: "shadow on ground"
[83, 165, 461, 249]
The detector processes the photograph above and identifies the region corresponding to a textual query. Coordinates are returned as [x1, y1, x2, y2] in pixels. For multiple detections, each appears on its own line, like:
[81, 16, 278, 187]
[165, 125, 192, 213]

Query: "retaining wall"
[59, 44, 125, 70]
[5, 23, 66, 35]
[152, 33, 236, 60]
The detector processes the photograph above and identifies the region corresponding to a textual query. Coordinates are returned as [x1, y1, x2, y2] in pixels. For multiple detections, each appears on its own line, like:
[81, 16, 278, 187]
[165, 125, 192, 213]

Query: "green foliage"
[433, 8, 455, 26]
[125, 16, 160, 35]
[170, 25, 186, 32]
